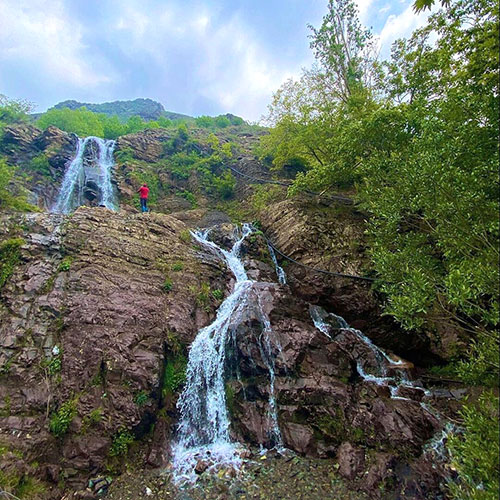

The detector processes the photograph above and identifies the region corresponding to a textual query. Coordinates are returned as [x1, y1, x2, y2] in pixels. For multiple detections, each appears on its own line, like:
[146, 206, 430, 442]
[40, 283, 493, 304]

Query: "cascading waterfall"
[52, 136, 117, 214]
[172, 224, 283, 482]
[268, 244, 287, 285]
[309, 305, 428, 398]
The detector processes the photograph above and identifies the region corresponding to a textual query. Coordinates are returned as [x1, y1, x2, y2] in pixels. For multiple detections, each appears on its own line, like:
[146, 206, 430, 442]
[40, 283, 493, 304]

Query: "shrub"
[179, 230, 191, 243]
[58, 256, 73, 272]
[28, 154, 51, 176]
[176, 190, 197, 207]
[109, 429, 134, 456]
[447, 392, 499, 500]
[162, 278, 173, 292]
[49, 399, 77, 437]
[162, 354, 187, 397]
[171, 262, 184, 272]
[134, 390, 149, 406]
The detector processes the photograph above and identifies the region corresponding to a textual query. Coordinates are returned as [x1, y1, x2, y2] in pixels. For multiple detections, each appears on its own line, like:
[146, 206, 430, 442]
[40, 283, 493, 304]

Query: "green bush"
[109, 429, 134, 456]
[176, 189, 197, 207]
[133, 390, 149, 406]
[447, 392, 499, 500]
[212, 289, 223, 300]
[58, 256, 73, 272]
[171, 262, 184, 272]
[0, 159, 34, 212]
[213, 171, 236, 199]
[49, 399, 77, 437]
[28, 154, 51, 176]
[162, 354, 187, 397]
[251, 184, 286, 212]
[162, 278, 173, 292]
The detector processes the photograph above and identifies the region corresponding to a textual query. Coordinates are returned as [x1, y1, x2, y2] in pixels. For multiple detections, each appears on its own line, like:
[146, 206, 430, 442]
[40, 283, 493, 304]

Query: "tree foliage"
[262, 0, 499, 375]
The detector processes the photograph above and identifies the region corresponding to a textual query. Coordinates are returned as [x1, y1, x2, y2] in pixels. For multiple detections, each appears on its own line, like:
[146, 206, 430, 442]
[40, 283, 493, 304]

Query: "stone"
[195, 460, 209, 475]
[336, 442, 365, 480]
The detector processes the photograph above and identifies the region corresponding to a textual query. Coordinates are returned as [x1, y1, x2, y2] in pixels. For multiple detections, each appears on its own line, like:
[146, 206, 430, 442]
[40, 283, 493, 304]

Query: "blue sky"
[0, 0, 436, 121]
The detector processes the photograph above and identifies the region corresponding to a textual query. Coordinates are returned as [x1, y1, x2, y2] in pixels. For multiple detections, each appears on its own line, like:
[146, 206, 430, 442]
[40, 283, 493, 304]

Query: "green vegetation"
[43, 355, 62, 375]
[251, 184, 286, 212]
[171, 261, 184, 272]
[0, 94, 32, 137]
[447, 392, 499, 500]
[133, 390, 149, 406]
[58, 256, 73, 272]
[109, 429, 134, 457]
[81, 408, 103, 433]
[0, 468, 46, 499]
[28, 153, 51, 176]
[212, 289, 224, 301]
[162, 354, 187, 398]
[0, 237, 24, 289]
[0, 159, 35, 212]
[49, 399, 77, 437]
[260, 0, 499, 494]
[36, 106, 175, 140]
[195, 114, 245, 129]
[262, 0, 498, 376]
[162, 277, 173, 292]
[179, 229, 192, 243]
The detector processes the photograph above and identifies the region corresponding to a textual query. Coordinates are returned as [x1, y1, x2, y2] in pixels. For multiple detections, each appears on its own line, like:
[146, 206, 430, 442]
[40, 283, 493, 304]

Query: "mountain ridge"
[47, 98, 192, 122]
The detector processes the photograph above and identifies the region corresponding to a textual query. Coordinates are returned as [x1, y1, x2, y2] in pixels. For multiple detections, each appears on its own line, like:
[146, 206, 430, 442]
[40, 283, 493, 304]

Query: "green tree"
[37, 107, 105, 137]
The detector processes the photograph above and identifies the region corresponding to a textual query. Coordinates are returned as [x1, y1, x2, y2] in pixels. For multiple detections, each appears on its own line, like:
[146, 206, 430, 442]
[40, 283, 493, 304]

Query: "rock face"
[0, 208, 228, 495]
[0, 124, 77, 209]
[258, 199, 438, 365]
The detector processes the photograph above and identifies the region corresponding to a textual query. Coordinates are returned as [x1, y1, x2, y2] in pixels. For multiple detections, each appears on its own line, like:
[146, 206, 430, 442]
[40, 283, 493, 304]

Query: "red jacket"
[138, 186, 149, 199]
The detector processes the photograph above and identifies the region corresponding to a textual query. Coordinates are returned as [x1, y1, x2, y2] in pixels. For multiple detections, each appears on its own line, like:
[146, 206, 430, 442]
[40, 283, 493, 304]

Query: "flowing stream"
[310, 305, 429, 399]
[52, 136, 117, 213]
[172, 224, 283, 482]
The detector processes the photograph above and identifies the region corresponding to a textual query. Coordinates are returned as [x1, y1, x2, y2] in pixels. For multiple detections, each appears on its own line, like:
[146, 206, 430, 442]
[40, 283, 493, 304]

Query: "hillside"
[41, 98, 192, 122]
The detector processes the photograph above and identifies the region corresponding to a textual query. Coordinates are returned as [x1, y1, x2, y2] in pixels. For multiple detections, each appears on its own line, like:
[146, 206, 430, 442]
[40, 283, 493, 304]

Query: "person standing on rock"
[138, 183, 149, 213]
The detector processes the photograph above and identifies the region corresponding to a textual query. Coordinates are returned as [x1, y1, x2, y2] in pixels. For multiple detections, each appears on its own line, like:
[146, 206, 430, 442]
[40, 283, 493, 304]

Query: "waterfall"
[52, 136, 117, 214]
[268, 244, 287, 285]
[172, 224, 283, 482]
[310, 305, 428, 398]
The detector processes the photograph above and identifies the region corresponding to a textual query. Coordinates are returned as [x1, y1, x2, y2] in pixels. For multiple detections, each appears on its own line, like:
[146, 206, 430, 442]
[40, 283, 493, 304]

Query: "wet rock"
[195, 459, 209, 475]
[362, 452, 396, 491]
[0, 208, 229, 491]
[336, 442, 365, 480]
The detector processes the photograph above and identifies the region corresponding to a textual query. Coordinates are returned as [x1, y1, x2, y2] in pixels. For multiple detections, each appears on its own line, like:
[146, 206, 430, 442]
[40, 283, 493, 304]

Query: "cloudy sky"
[0, 0, 436, 121]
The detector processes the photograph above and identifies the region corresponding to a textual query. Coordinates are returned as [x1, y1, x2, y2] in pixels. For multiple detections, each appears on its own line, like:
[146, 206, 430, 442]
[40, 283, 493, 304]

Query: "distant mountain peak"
[51, 98, 191, 122]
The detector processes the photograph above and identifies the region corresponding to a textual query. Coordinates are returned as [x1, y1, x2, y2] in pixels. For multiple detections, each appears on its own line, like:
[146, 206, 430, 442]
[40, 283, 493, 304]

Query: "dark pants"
[140, 198, 148, 212]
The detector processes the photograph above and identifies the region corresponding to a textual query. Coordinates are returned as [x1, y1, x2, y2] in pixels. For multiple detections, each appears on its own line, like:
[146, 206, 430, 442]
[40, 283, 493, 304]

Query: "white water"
[268, 244, 287, 285]
[173, 224, 283, 482]
[309, 305, 429, 399]
[52, 136, 117, 213]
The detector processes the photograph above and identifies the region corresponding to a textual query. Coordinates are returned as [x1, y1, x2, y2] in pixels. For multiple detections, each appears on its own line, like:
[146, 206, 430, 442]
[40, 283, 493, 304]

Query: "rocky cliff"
[0, 124, 467, 499]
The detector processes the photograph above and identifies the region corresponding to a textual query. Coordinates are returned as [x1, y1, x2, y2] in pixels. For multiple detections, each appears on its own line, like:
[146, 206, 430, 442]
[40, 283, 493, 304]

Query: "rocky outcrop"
[258, 199, 437, 365]
[0, 208, 228, 495]
[1, 124, 77, 209]
[115, 129, 174, 163]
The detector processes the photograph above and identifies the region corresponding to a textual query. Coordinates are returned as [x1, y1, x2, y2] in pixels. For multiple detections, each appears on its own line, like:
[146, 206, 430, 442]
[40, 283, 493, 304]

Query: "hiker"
[138, 183, 149, 212]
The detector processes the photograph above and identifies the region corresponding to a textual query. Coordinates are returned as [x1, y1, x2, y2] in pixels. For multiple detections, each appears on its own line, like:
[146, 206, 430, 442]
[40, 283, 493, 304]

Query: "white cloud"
[377, 2, 436, 59]
[356, 0, 376, 23]
[0, 0, 111, 90]
[102, 2, 306, 121]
